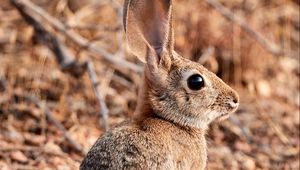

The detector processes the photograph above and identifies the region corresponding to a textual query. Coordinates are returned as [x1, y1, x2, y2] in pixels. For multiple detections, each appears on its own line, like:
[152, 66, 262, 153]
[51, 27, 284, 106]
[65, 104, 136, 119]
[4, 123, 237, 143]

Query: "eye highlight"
[187, 74, 205, 90]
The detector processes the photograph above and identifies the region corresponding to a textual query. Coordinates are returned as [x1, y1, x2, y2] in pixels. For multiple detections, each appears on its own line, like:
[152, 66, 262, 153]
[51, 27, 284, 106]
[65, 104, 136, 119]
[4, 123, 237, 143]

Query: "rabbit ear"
[124, 0, 174, 65]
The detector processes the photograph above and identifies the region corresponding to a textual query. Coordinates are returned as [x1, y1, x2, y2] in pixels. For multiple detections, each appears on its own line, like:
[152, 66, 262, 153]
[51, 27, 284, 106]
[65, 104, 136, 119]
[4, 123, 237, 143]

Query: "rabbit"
[80, 0, 239, 169]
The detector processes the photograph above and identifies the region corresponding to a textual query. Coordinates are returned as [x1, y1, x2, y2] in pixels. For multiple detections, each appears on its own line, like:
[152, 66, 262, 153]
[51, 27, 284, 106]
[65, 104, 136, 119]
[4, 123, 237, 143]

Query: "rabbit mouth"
[216, 113, 230, 121]
[215, 102, 239, 121]
[226, 101, 239, 113]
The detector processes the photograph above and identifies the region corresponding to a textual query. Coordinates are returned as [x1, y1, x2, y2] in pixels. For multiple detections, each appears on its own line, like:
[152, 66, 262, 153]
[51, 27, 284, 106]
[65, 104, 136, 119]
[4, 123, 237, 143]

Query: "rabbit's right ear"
[124, 0, 175, 69]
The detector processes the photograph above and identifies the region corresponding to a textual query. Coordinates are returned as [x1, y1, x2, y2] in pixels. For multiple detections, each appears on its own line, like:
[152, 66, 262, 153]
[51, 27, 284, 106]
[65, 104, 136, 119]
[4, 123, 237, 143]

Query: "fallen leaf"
[10, 151, 28, 163]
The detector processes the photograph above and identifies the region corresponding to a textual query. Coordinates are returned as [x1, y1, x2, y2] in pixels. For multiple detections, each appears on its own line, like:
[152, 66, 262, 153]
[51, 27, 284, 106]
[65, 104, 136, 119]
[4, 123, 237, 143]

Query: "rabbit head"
[124, 0, 239, 129]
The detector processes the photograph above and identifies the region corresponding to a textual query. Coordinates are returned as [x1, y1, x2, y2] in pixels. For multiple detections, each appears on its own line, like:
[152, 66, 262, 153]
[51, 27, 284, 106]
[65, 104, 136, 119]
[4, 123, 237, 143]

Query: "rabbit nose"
[229, 101, 239, 109]
[229, 91, 239, 109]
[233, 91, 239, 104]
[233, 98, 238, 104]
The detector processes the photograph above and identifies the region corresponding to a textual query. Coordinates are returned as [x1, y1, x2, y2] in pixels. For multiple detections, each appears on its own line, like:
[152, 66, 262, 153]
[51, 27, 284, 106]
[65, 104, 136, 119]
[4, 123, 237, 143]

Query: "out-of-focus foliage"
[0, 0, 299, 169]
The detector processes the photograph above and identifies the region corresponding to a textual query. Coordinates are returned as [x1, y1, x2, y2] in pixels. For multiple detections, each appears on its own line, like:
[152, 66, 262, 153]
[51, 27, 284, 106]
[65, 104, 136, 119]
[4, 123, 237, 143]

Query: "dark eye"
[187, 74, 205, 90]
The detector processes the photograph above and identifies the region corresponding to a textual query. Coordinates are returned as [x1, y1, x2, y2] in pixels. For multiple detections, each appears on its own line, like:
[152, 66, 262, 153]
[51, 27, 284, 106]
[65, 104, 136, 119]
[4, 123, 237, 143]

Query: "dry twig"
[11, 0, 85, 77]
[198, 46, 215, 64]
[204, 0, 283, 56]
[11, 0, 143, 73]
[12, 0, 110, 131]
[26, 96, 85, 154]
[255, 100, 291, 145]
[86, 61, 109, 131]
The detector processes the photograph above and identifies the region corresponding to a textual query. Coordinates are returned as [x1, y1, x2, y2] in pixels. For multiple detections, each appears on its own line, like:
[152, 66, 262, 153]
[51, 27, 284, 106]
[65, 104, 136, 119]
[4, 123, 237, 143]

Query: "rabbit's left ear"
[123, 0, 175, 64]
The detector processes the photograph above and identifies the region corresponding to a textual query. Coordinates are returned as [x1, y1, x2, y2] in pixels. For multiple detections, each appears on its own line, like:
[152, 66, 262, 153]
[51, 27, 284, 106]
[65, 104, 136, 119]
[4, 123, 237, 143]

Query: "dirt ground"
[0, 0, 299, 169]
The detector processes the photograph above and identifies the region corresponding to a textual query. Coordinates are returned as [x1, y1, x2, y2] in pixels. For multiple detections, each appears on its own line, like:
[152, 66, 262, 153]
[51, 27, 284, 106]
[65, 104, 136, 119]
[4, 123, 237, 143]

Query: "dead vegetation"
[0, 0, 299, 169]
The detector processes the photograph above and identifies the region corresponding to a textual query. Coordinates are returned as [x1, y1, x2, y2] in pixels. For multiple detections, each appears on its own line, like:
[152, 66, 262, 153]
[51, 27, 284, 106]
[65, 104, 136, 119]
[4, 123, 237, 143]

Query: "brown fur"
[80, 0, 239, 169]
[80, 118, 207, 170]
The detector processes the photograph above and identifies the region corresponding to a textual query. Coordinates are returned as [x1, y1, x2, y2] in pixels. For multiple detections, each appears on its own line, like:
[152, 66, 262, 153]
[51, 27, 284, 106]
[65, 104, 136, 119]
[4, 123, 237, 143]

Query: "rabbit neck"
[133, 70, 156, 121]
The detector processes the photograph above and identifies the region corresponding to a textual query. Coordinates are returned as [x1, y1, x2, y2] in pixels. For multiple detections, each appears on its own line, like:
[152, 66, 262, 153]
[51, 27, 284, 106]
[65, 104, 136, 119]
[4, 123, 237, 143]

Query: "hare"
[80, 0, 239, 169]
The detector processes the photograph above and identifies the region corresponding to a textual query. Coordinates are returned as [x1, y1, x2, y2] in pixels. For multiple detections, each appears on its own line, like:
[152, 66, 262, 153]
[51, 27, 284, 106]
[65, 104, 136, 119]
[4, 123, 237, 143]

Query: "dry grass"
[0, 0, 299, 169]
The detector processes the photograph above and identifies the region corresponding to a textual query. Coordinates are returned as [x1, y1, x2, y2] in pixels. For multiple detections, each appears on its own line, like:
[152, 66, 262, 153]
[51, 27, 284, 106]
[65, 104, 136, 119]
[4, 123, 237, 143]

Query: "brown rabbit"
[80, 0, 239, 169]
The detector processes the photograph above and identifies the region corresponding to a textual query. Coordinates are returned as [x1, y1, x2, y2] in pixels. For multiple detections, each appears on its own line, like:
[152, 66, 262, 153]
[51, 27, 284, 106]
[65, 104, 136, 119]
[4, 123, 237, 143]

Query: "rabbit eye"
[187, 74, 205, 90]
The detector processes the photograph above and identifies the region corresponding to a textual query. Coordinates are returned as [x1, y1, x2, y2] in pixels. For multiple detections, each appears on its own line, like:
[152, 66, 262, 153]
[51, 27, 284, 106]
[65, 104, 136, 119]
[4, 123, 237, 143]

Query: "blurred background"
[0, 0, 299, 169]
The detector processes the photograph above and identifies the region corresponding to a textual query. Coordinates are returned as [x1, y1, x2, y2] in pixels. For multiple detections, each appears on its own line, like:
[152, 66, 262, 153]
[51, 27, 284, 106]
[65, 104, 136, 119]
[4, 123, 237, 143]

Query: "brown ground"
[0, 0, 299, 169]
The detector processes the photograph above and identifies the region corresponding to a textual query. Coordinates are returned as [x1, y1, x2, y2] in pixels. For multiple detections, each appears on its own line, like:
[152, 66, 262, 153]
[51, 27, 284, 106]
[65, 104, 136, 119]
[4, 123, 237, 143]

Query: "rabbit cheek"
[174, 91, 188, 108]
